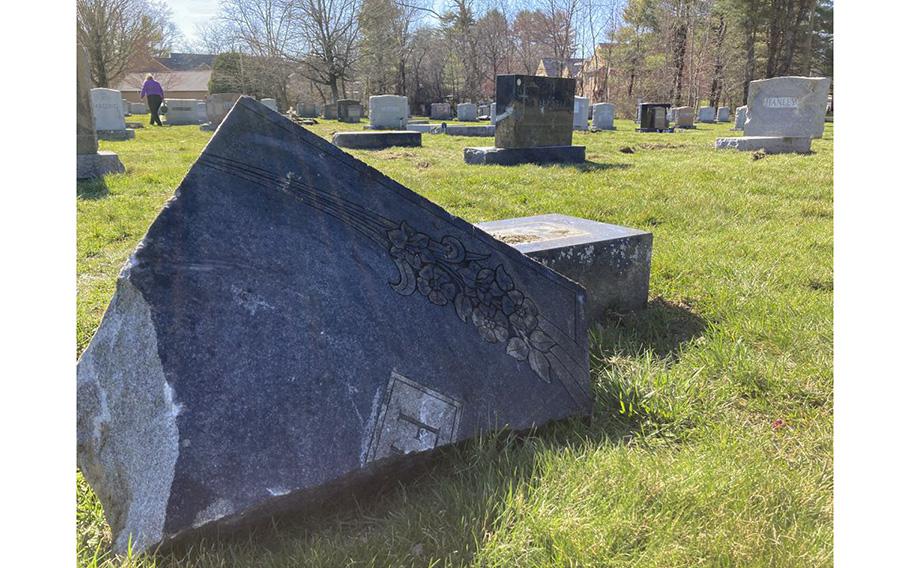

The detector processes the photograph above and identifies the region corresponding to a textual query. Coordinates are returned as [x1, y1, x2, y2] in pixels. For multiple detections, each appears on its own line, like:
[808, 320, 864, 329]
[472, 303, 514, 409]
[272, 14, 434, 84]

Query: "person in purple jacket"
[140, 74, 165, 126]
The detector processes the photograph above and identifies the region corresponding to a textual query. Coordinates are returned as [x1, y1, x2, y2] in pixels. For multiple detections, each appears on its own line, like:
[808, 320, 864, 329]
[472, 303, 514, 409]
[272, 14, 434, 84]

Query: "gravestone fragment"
[77, 96, 591, 553]
[430, 103, 451, 120]
[697, 106, 716, 123]
[733, 105, 747, 130]
[369, 95, 408, 129]
[77, 47, 124, 179]
[477, 214, 652, 320]
[91, 88, 135, 140]
[465, 75, 584, 165]
[716, 106, 731, 122]
[591, 103, 615, 130]
[573, 97, 589, 131]
[457, 103, 478, 121]
[716, 76, 830, 153]
[671, 106, 695, 128]
[337, 99, 363, 123]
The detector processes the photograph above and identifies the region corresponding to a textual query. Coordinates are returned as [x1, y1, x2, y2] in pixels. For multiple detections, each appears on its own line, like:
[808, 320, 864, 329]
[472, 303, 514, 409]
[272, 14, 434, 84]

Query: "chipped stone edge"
[77, 255, 181, 554]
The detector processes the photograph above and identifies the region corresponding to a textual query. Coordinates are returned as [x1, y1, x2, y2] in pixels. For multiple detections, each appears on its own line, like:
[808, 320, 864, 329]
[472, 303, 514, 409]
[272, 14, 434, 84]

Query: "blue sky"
[168, 0, 220, 45]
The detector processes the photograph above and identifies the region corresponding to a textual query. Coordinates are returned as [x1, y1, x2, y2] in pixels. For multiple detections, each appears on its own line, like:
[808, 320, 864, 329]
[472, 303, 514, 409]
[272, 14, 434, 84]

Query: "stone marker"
[573, 97, 589, 131]
[489, 103, 497, 124]
[164, 99, 204, 125]
[91, 88, 135, 140]
[332, 130, 421, 149]
[122, 99, 131, 116]
[196, 101, 207, 123]
[337, 99, 363, 123]
[671, 106, 695, 128]
[205, 93, 242, 129]
[716, 76, 830, 153]
[406, 123, 444, 134]
[369, 95, 408, 129]
[478, 104, 490, 118]
[716, 106, 731, 122]
[733, 105, 747, 130]
[637, 103, 673, 132]
[260, 98, 278, 112]
[77, 47, 124, 179]
[456, 103, 478, 121]
[322, 102, 338, 120]
[697, 106, 716, 123]
[591, 103, 615, 130]
[297, 102, 318, 118]
[130, 102, 149, 114]
[465, 75, 584, 165]
[430, 103, 451, 120]
[477, 214, 652, 321]
[444, 124, 495, 137]
[77, 96, 591, 553]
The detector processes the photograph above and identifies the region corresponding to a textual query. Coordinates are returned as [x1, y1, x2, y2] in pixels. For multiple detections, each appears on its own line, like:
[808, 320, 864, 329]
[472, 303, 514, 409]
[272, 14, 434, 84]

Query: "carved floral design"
[386, 221, 555, 382]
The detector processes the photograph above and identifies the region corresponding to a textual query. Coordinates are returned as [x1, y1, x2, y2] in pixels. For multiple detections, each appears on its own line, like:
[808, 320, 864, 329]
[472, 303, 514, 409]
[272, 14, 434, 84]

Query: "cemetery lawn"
[77, 119, 833, 567]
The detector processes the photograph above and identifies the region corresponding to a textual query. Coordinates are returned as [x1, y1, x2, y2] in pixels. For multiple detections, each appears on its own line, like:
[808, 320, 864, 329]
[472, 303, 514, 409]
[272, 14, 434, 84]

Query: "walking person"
[140, 74, 165, 126]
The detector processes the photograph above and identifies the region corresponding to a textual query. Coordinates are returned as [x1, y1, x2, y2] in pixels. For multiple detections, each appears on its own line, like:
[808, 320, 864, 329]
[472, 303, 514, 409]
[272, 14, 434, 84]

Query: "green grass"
[77, 116, 833, 567]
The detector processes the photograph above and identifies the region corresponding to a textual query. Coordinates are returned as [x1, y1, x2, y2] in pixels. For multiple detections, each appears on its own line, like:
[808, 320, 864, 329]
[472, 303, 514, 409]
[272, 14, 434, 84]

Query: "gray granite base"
[97, 129, 135, 141]
[332, 130, 421, 149]
[476, 214, 652, 322]
[444, 125, 495, 136]
[77, 151, 125, 179]
[464, 146, 585, 166]
[715, 136, 811, 154]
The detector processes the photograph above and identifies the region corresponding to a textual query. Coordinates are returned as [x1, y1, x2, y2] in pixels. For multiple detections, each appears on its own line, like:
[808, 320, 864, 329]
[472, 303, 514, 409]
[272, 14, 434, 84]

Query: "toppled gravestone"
[77, 96, 592, 554]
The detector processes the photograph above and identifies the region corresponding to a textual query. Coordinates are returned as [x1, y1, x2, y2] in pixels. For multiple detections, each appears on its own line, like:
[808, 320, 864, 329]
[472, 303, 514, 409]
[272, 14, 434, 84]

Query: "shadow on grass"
[592, 297, 707, 361]
[77, 177, 110, 200]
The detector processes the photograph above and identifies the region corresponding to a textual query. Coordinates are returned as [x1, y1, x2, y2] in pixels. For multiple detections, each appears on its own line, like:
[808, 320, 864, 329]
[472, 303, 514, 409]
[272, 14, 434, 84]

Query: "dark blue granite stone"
[332, 130, 421, 149]
[77, 96, 591, 552]
[476, 214, 652, 321]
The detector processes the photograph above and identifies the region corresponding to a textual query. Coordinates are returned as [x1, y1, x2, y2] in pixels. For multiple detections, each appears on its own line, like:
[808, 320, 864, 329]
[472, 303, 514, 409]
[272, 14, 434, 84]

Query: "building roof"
[537, 58, 585, 78]
[154, 53, 216, 71]
[114, 70, 212, 93]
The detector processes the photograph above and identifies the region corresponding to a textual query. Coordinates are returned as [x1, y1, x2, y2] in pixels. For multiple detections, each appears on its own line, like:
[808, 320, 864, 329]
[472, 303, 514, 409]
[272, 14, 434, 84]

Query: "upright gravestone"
[337, 99, 363, 123]
[637, 103, 673, 132]
[130, 102, 148, 115]
[195, 101, 207, 123]
[591, 103, 615, 130]
[77, 96, 591, 553]
[164, 99, 204, 125]
[489, 103, 497, 124]
[122, 99, 131, 116]
[260, 98, 278, 112]
[457, 103, 478, 121]
[430, 103, 451, 120]
[573, 97, 590, 131]
[203, 93, 242, 131]
[478, 104, 490, 118]
[671, 106, 695, 128]
[369, 95, 409, 129]
[322, 102, 338, 120]
[733, 105, 747, 130]
[297, 102, 318, 118]
[697, 106, 716, 123]
[77, 47, 124, 179]
[716, 76, 830, 153]
[464, 74, 584, 165]
[91, 88, 135, 140]
[716, 106, 731, 122]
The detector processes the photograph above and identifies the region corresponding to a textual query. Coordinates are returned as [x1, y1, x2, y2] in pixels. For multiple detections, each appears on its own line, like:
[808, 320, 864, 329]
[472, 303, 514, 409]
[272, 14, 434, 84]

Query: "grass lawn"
[77, 115, 833, 567]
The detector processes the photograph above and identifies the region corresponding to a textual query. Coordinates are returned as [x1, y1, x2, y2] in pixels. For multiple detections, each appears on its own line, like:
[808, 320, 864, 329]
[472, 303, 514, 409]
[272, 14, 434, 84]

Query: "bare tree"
[292, 0, 362, 101]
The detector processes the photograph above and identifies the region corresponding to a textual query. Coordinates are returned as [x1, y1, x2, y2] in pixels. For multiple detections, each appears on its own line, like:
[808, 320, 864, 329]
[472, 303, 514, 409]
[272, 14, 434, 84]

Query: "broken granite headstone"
[77, 96, 591, 554]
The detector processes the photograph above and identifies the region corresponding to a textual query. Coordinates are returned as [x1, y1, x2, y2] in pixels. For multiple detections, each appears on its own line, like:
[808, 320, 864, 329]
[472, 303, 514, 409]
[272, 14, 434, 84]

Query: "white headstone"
[261, 98, 278, 112]
[490, 103, 497, 124]
[591, 103, 615, 130]
[573, 97, 590, 131]
[456, 103, 478, 121]
[165, 99, 204, 125]
[672, 106, 695, 128]
[697, 106, 716, 123]
[369, 95, 409, 129]
[196, 101, 208, 123]
[716, 106, 731, 122]
[734, 105, 747, 130]
[744, 76, 830, 139]
[91, 88, 127, 131]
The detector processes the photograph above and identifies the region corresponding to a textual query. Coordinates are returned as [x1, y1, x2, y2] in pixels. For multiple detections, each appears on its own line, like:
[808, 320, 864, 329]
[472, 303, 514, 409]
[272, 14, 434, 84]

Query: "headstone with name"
[637, 103, 673, 132]
[164, 99, 204, 125]
[591, 103, 615, 130]
[91, 88, 135, 140]
[464, 75, 584, 165]
[477, 214, 652, 320]
[733, 105, 747, 130]
[369, 95, 408, 129]
[260, 98, 278, 112]
[204, 93, 242, 130]
[430, 103, 451, 120]
[716, 76, 830, 153]
[573, 97, 589, 131]
[77, 47, 124, 178]
[671, 106, 695, 128]
[77, 96, 591, 553]
[716, 106, 731, 122]
[457, 103, 478, 121]
[297, 102, 318, 118]
[337, 99, 363, 123]
[697, 106, 716, 123]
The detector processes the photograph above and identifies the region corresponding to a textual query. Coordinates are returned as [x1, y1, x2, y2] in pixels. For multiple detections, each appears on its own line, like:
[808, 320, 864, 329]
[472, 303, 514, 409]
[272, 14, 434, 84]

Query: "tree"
[77, 0, 178, 87]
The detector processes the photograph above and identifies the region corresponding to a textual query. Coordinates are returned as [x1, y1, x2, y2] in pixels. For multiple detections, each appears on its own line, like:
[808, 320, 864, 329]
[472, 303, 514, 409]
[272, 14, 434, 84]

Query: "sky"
[167, 0, 220, 46]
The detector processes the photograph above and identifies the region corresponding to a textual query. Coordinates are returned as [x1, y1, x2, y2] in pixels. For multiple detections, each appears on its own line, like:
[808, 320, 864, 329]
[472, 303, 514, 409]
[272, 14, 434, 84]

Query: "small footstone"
[332, 130, 421, 149]
[97, 129, 135, 141]
[714, 136, 811, 154]
[444, 125, 495, 137]
[477, 214, 652, 321]
[463, 146, 585, 166]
